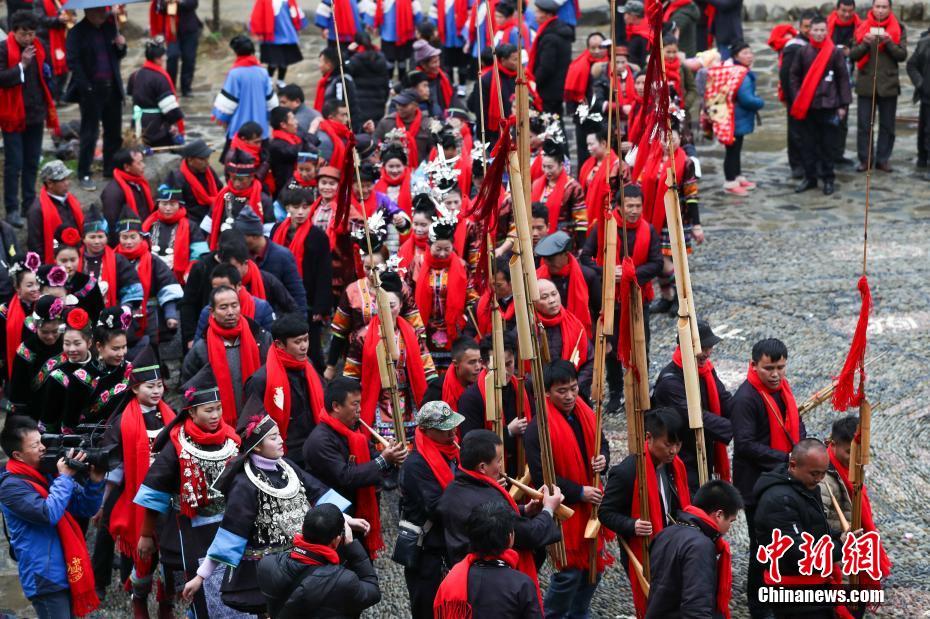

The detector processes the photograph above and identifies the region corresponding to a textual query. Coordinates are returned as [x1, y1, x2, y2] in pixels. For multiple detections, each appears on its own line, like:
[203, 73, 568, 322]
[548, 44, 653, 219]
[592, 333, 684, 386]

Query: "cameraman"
[0, 415, 105, 618]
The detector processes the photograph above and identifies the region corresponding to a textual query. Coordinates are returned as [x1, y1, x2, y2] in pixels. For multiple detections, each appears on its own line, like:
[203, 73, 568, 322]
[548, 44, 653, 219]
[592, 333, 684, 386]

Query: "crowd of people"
[0, 0, 896, 617]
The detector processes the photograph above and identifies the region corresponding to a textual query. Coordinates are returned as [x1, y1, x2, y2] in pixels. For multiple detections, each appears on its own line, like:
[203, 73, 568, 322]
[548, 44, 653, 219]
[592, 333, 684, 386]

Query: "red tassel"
[617, 257, 639, 368]
[334, 133, 358, 234]
[629, 1, 670, 181]
[832, 274, 872, 411]
[463, 118, 515, 293]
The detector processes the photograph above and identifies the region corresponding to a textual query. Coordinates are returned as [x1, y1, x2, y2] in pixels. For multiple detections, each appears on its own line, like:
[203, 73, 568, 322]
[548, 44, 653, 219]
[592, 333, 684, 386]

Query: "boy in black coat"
[529, 0, 573, 116]
[257, 503, 381, 618]
[645, 480, 743, 619]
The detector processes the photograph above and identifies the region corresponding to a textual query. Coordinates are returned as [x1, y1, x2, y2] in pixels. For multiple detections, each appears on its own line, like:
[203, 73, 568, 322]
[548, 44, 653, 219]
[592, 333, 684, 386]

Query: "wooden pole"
[849, 399, 871, 586]
[331, 4, 407, 445]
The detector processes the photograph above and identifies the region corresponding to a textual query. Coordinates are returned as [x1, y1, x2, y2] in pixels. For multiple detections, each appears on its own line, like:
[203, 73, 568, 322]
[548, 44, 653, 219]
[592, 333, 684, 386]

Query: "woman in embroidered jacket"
[0, 253, 42, 386]
[134, 374, 241, 619]
[33, 307, 93, 433]
[74, 307, 135, 427]
[7, 295, 64, 419]
[180, 401, 370, 613]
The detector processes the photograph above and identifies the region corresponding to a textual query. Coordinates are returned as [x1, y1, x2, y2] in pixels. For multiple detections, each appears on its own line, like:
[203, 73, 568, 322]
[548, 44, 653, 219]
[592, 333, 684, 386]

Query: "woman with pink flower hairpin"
[0, 252, 43, 391]
[7, 294, 65, 419]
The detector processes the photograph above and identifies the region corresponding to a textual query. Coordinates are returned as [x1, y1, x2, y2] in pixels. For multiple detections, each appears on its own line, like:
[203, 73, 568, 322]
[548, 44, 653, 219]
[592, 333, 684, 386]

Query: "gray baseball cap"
[620, 0, 645, 16]
[40, 160, 72, 183]
[415, 400, 465, 431]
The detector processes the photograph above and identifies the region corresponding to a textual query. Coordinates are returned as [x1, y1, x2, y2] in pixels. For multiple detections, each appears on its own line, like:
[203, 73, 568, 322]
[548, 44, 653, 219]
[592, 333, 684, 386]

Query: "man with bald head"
[752, 438, 858, 618]
[530, 279, 595, 400]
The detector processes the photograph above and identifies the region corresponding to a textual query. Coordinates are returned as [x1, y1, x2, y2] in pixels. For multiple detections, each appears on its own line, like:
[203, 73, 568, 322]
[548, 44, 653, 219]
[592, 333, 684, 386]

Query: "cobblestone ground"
[2, 18, 929, 619]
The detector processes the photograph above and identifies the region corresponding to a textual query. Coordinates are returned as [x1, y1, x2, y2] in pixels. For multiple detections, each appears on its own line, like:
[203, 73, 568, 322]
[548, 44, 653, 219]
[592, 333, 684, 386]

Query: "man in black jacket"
[303, 377, 408, 514]
[530, 0, 573, 116]
[167, 139, 222, 227]
[437, 429, 562, 565]
[708, 0, 744, 59]
[907, 26, 930, 169]
[652, 321, 734, 494]
[65, 7, 126, 189]
[158, 0, 202, 97]
[398, 400, 464, 619]
[0, 11, 57, 229]
[754, 439, 851, 618]
[258, 503, 381, 618]
[788, 15, 852, 195]
[646, 480, 743, 619]
[731, 337, 806, 619]
[777, 12, 813, 179]
[434, 502, 544, 618]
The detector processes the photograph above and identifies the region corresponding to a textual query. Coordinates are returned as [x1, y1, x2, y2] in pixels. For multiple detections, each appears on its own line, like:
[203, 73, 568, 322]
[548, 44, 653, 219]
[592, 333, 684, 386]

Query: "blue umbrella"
[63, 0, 148, 9]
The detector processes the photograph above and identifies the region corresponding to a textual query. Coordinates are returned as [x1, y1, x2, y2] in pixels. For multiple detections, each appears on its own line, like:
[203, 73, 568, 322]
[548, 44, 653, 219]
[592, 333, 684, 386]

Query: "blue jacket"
[734, 70, 764, 137]
[254, 241, 308, 315]
[0, 468, 104, 600]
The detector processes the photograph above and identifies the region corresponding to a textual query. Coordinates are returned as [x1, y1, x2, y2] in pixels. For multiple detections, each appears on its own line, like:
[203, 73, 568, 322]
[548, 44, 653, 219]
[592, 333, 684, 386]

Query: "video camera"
[39, 424, 120, 476]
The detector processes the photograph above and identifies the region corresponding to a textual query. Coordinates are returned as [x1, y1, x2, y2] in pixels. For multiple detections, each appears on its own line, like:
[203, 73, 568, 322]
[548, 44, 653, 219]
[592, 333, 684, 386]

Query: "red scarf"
[580, 151, 618, 227]
[319, 118, 351, 168]
[611, 66, 637, 106]
[109, 398, 175, 567]
[745, 364, 799, 453]
[564, 50, 599, 103]
[456, 467, 542, 603]
[113, 169, 155, 219]
[395, 109, 423, 166]
[5, 295, 28, 380]
[0, 37, 59, 134]
[600, 213, 655, 302]
[375, 167, 412, 215]
[629, 449, 691, 614]
[149, 0, 178, 43]
[38, 186, 83, 263]
[43, 0, 68, 74]
[143, 207, 191, 282]
[290, 169, 317, 189]
[854, 10, 901, 69]
[314, 70, 332, 112]
[272, 128, 302, 145]
[826, 446, 891, 584]
[546, 398, 614, 571]
[527, 16, 556, 77]
[827, 10, 860, 41]
[398, 233, 427, 273]
[790, 36, 836, 120]
[415, 252, 467, 347]
[441, 367, 468, 410]
[271, 217, 311, 276]
[230, 134, 262, 165]
[456, 154, 473, 198]
[232, 55, 262, 70]
[318, 412, 383, 557]
[537, 255, 592, 339]
[663, 0, 693, 21]
[251, 0, 303, 41]
[682, 505, 732, 619]
[642, 147, 687, 233]
[421, 64, 454, 107]
[238, 288, 256, 319]
[79, 246, 118, 307]
[351, 191, 379, 220]
[206, 315, 261, 427]
[264, 346, 325, 444]
[180, 160, 219, 206]
[414, 428, 458, 489]
[434, 549, 528, 619]
[626, 20, 653, 46]
[5, 459, 100, 616]
[242, 259, 267, 300]
[142, 60, 185, 134]
[376, 0, 415, 44]
[476, 368, 531, 423]
[289, 534, 340, 565]
[330, 0, 358, 41]
[360, 315, 428, 426]
[537, 309, 588, 368]
[475, 292, 515, 337]
[169, 417, 240, 517]
[115, 242, 154, 335]
[208, 180, 263, 249]
[665, 55, 683, 101]
[531, 171, 568, 234]
[487, 64, 517, 131]
[673, 347, 730, 481]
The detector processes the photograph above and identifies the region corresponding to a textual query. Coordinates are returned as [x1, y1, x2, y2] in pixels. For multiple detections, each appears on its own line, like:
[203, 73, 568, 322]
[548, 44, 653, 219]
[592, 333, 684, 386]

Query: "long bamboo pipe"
[505, 476, 575, 521]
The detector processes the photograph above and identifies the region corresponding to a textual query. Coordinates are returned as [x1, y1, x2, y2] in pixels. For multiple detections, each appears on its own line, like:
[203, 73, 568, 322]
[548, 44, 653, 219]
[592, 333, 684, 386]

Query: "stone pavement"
[2, 16, 930, 619]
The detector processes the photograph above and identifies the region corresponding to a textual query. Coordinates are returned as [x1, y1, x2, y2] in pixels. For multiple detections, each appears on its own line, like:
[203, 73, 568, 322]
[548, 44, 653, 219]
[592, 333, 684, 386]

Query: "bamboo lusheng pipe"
[618, 537, 651, 597]
[508, 151, 540, 302]
[358, 419, 391, 449]
[849, 399, 872, 586]
[509, 466, 532, 501]
[505, 476, 575, 521]
[798, 352, 888, 416]
[330, 6, 407, 447]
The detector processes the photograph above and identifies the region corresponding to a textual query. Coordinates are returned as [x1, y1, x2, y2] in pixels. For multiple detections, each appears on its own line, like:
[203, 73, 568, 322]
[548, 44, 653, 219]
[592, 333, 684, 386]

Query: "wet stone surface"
[2, 17, 930, 619]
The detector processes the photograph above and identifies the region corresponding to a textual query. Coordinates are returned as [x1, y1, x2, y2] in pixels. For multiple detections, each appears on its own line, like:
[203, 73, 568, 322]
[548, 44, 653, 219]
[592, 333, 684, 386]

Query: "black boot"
[794, 178, 818, 193]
